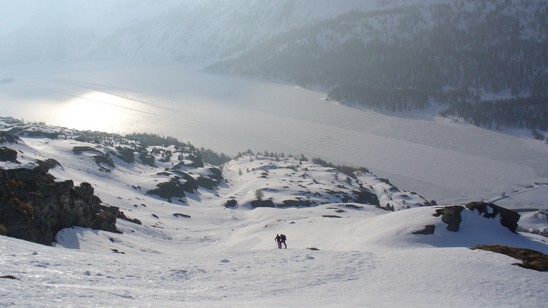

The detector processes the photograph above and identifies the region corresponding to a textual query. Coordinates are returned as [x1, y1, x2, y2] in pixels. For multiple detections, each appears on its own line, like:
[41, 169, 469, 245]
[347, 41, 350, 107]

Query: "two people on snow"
[275, 234, 287, 249]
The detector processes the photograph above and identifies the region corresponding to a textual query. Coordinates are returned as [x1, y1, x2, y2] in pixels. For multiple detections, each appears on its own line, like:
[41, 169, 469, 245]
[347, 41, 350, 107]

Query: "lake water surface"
[1, 61, 547, 207]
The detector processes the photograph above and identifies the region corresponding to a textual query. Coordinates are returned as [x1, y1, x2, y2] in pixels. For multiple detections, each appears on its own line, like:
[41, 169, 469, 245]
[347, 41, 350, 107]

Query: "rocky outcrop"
[225, 198, 238, 208]
[281, 199, 314, 208]
[353, 189, 380, 206]
[433, 206, 464, 232]
[412, 224, 436, 235]
[425, 203, 521, 235]
[147, 177, 188, 200]
[466, 202, 520, 233]
[0, 132, 19, 143]
[250, 199, 275, 208]
[0, 147, 18, 162]
[148, 172, 199, 201]
[471, 245, 548, 272]
[115, 146, 135, 164]
[0, 166, 118, 245]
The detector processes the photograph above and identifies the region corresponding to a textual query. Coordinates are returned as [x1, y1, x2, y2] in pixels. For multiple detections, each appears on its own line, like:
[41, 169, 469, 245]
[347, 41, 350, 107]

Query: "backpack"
[280, 234, 286, 241]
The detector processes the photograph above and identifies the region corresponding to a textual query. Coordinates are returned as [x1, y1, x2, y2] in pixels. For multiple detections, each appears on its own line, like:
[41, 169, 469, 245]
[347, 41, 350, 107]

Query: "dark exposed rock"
[353, 189, 380, 206]
[173, 153, 205, 169]
[433, 206, 464, 232]
[196, 176, 218, 190]
[225, 199, 238, 208]
[466, 202, 520, 233]
[322, 214, 343, 218]
[343, 204, 364, 210]
[281, 199, 314, 208]
[0, 132, 19, 143]
[93, 155, 115, 169]
[148, 172, 200, 200]
[147, 177, 187, 199]
[471, 245, 548, 272]
[72, 146, 102, 155]
[0, 275, 18, 280]
[168, 172, 199, 192]
[180, 173, 198, 193]
[0, 147, 17, 162]
[173, 213, 191, 218]
[139, 151, 156, 167]
[22, 130, 59, 139]
[412, 224, 436, 235]
[186, 154, 204, 168]
[101, 205, 141, 225]
[208, 167, 223, 182]
[115, 146, 135, 164]
[250, 199, 275, 208]
[0, 166, 118, 245]
[35, 159, 61, 172]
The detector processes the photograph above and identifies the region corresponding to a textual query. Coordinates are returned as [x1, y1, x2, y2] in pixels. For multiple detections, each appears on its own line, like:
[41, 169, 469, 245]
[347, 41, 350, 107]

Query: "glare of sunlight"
[58, 91, 135, 132]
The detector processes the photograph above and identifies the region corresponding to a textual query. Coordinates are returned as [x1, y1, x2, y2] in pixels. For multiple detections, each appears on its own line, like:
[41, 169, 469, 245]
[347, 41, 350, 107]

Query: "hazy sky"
[0, 0, 378, 65]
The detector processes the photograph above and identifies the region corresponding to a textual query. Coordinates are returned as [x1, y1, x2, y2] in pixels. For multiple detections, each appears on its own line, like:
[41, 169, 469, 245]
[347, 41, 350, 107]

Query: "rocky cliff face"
[0, 162, 118, 245]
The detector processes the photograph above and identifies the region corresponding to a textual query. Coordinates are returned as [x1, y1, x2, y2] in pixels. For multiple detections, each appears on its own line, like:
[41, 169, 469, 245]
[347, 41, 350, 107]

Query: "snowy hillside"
[1, 118, 548, 306]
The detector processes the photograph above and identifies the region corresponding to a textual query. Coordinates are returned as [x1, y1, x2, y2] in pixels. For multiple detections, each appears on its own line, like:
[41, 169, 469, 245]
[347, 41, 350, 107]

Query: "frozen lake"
[1, 61, 547, 207]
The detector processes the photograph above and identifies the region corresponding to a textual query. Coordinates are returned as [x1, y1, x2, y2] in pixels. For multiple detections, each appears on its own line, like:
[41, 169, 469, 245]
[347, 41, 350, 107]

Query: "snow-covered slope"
[1, 119, 547, 306]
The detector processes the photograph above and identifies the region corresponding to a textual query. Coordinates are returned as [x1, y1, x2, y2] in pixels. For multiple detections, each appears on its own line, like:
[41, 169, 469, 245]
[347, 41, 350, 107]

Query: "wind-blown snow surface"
[1, 62, 547, 207]
[1, 126, 548, 307]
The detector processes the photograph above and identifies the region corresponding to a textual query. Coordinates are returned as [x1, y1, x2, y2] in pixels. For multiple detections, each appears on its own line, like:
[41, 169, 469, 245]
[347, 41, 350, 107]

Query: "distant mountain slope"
[210, 0, 548, 129]
[0, 0, 382, 64]
[3, 0, 545, 129]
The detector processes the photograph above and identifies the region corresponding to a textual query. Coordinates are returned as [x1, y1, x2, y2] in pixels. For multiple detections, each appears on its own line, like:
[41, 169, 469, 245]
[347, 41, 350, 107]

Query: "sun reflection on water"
[58, 91, 137, 132]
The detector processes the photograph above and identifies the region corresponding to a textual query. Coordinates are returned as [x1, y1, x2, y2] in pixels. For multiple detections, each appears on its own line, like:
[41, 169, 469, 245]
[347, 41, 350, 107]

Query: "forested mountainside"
[210, 0, 548, 131]
[1, 0, 546, 131]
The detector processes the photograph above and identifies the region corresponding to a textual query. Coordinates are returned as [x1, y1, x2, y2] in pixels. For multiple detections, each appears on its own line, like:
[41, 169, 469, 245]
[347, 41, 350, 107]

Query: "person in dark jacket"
[280, 234, 287, 249]
[275, 234, 282, 249]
